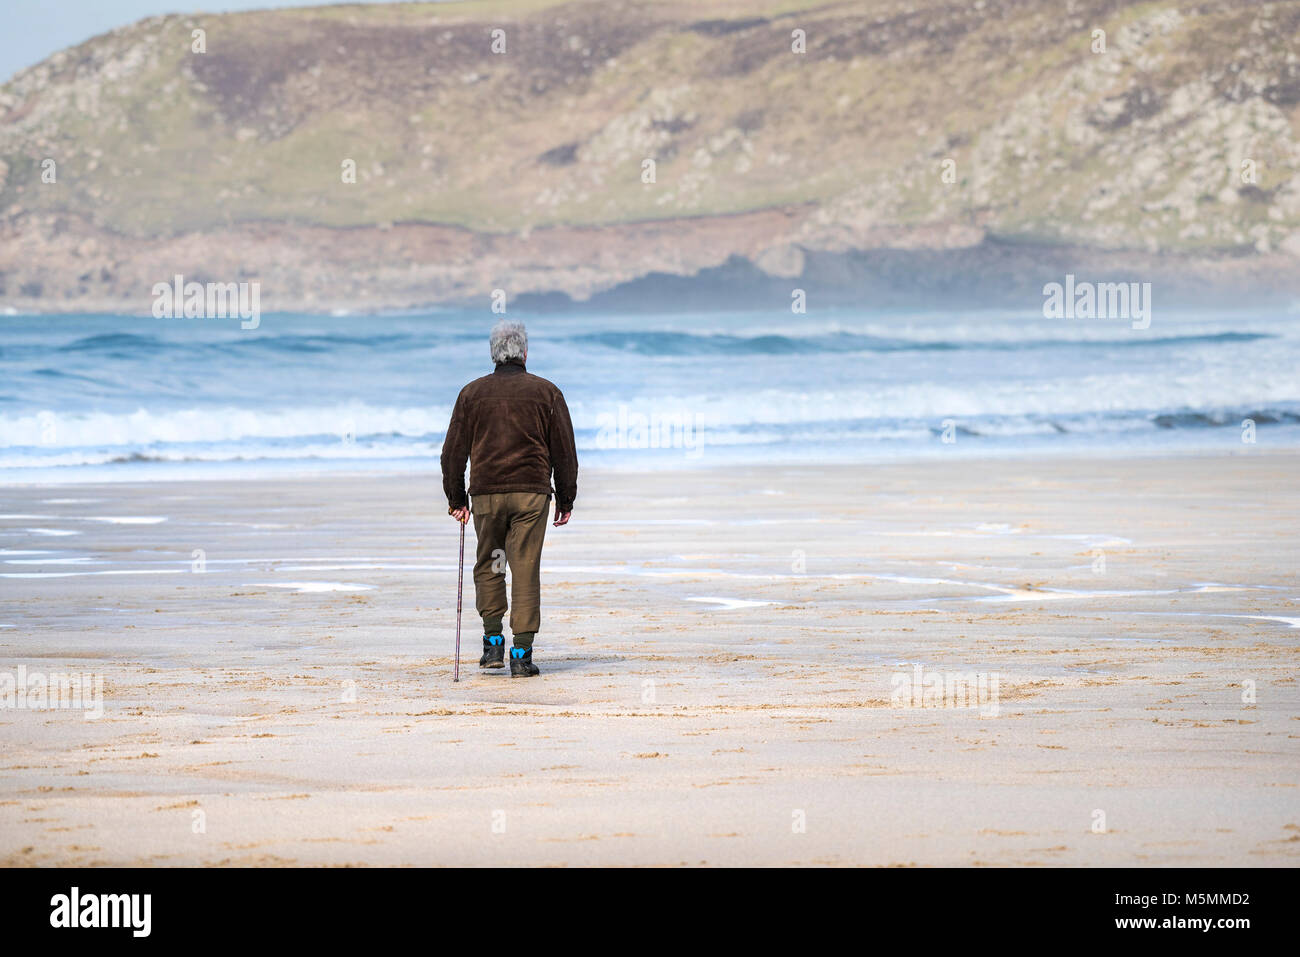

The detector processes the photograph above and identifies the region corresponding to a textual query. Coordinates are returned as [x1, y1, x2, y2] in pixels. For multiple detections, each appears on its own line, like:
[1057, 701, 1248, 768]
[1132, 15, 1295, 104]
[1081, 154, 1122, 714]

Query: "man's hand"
[553, 506, 571, 527]
[449, 505, 470, 525]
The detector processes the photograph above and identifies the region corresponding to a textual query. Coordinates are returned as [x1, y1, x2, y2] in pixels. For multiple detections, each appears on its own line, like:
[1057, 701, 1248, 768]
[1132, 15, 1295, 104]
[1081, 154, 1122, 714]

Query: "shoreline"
[2, 439, 1298, 488]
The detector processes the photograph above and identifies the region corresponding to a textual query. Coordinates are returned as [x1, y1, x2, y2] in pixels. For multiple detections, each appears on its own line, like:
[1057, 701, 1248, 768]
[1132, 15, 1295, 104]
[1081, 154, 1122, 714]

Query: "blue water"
[1, 307, 1298, 481]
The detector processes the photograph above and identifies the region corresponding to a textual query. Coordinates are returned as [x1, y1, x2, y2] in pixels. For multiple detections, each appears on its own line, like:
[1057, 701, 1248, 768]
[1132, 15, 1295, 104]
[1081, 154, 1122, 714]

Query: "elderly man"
[441, 320, 578, 677]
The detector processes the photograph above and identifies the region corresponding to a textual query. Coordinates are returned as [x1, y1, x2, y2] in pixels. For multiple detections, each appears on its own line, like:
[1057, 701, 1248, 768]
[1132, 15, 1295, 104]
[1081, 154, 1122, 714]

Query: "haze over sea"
[2, 307, 1298, 483]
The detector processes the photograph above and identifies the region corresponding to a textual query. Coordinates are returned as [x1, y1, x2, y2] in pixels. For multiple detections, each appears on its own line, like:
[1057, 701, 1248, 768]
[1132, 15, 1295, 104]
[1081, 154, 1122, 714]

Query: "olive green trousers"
[471, 491, 550, 648]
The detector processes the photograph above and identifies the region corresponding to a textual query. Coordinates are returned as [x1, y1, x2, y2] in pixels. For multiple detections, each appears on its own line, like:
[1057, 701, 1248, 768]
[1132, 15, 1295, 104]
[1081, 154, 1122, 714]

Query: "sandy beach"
[1, 451, 1297, 867]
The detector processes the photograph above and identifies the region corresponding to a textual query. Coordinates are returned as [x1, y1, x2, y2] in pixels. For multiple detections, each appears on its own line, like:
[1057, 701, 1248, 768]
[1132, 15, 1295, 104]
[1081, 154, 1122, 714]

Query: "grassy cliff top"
[1, 0, 1298, 255]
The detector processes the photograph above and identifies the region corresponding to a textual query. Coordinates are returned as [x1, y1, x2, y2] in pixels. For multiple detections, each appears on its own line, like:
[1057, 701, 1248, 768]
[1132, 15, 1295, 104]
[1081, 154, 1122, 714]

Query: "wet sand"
[1, 451, 1297, 866]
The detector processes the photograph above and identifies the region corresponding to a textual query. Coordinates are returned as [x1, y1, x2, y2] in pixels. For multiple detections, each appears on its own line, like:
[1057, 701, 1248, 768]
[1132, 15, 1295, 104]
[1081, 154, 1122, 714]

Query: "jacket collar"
[494, 359, 526, 373]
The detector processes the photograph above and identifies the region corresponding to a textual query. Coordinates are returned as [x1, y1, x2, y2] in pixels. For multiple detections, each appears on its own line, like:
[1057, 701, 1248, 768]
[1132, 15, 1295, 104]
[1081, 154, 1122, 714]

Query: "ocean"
[1, 307, 1298, 483]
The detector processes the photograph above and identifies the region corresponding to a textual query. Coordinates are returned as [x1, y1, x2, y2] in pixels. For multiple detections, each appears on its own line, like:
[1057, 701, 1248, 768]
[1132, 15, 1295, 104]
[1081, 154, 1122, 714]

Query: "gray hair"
[489, 319, 528, 365]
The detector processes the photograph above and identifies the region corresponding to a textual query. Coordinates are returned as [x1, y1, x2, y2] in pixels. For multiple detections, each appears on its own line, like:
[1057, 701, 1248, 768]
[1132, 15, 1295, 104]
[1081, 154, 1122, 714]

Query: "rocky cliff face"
[1, 0, 1297, 313]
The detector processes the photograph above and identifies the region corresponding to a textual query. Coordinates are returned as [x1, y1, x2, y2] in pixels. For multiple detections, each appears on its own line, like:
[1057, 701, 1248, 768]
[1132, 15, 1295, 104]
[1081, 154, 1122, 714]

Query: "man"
[441, 319, 578, 677]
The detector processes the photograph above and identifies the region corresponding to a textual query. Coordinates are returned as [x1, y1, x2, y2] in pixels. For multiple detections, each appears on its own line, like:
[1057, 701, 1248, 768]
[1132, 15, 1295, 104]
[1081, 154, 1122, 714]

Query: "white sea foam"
[686, 596, 775, 610]
[3, 557, 99, 565]
[0, 404, 453, 449]
[0, 569, 186, 578]
[1232, 614, 1300, 629]
[247, 581, 375, 593]
[83, 516, 167, 525]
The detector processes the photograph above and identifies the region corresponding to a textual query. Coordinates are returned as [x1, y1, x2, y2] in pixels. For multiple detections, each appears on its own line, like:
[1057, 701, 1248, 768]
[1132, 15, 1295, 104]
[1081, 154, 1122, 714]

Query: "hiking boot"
[509, 646, 540, 677]
[479, 634, 505, 669]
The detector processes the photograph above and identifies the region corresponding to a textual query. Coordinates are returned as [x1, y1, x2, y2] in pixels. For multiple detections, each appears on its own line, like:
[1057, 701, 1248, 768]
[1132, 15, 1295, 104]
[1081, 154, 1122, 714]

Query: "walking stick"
[454, 518, 465, 682]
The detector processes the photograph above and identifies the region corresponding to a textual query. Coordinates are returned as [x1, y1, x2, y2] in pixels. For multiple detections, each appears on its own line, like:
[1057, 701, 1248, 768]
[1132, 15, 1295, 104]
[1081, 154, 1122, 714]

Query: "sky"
[2, 1, 448, 83]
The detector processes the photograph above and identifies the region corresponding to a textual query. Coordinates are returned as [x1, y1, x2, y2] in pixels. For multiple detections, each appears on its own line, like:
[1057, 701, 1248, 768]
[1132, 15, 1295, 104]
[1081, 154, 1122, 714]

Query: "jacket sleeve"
[549, 389, 578, 512]
[440, 390, 470, 509]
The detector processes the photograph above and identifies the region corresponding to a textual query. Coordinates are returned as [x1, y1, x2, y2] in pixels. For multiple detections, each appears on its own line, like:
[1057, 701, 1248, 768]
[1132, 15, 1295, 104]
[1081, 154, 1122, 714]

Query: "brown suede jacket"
[441, 359, 578, 512]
